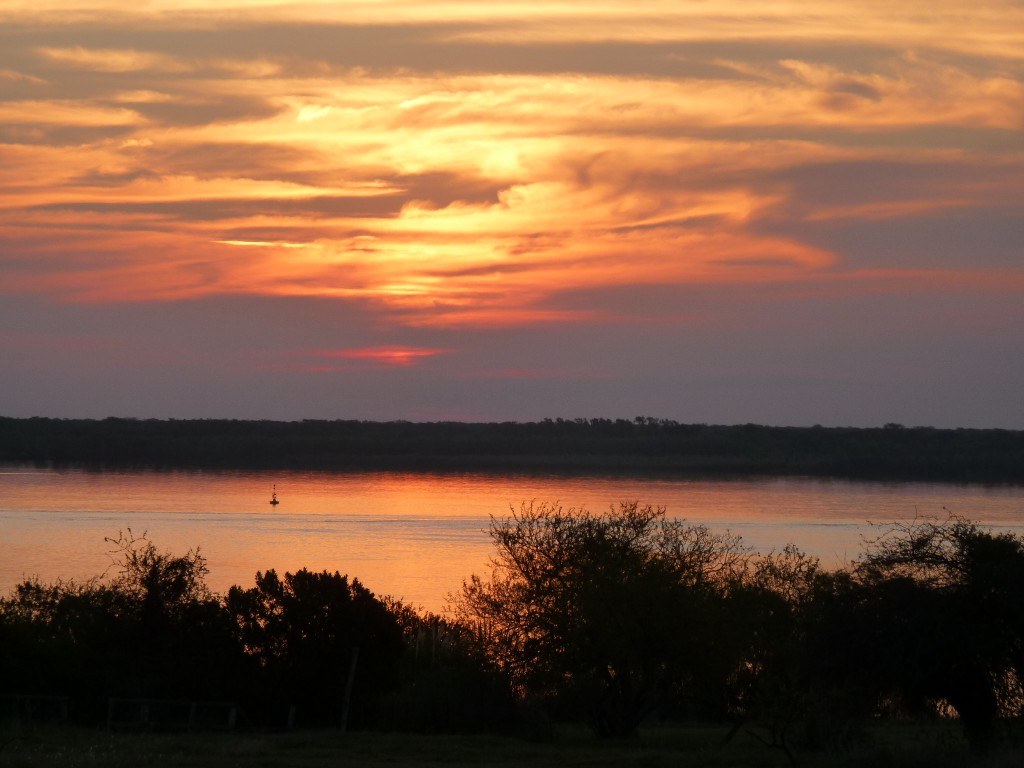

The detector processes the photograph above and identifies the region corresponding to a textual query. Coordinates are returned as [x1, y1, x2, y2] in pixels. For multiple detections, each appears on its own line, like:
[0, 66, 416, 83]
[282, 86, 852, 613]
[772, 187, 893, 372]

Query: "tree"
[731, 550, 873, 755]
[453, 501, 747, 737]
[103, 529, 212, 613]
[226, 568, 405, 727]
[378, 602, 518, 733]
[851, 515, 1024, 752]
[99, 530, 242, 700]
[0, 532, 244, 719]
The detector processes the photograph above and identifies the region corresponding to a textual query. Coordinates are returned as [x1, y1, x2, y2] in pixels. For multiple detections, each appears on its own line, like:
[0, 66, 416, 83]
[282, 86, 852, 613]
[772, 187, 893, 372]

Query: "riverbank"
[3, 417, 1023, 483]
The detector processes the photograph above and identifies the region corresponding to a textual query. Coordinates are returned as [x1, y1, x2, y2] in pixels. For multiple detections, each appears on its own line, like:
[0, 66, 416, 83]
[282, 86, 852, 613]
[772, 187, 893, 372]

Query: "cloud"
[0, 100, 141, 127]
[1, 1, 1023, 425]
[36, 46, 192, 73]
[311, 346, 451, 368]
[28, 194, 406, 221]
[0, 68, 46, 84]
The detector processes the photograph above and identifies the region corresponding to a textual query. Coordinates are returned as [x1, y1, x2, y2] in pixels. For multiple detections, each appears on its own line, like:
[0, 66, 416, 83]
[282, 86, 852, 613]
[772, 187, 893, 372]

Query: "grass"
[1, 721, 1021, 768]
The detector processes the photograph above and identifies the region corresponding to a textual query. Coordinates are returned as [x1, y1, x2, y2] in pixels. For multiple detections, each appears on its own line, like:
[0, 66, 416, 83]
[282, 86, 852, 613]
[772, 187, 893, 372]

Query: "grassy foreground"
[1, 723, 1022, 768]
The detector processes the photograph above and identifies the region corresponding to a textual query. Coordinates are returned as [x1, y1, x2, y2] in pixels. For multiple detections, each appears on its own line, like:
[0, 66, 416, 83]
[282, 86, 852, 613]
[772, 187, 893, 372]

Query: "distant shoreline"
[3, 416, 1022, 484]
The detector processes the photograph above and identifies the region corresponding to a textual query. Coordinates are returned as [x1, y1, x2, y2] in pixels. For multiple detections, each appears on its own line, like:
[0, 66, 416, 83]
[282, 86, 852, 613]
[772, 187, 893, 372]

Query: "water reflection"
[2, 468, 1022, 612]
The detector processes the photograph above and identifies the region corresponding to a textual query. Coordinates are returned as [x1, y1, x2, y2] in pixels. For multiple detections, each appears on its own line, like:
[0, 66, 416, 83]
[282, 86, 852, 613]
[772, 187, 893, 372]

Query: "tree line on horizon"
[2, 416, 1024, 482]
[1, 505, 1022, 759]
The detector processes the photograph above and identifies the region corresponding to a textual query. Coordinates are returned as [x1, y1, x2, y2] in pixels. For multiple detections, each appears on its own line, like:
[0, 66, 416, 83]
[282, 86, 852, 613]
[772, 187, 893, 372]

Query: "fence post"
[340, 646, 360, 732]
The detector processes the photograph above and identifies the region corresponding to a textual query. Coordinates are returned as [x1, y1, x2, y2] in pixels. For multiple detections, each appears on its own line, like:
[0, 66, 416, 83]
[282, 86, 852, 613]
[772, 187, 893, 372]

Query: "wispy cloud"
[36, 46, 192, 73]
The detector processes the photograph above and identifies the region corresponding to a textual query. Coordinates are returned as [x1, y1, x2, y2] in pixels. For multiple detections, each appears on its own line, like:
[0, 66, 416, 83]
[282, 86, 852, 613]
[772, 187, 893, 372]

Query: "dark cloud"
[143, 142, 326, 184]
[29, 194, 407, 221]
[70, 167, 162, 187]
[743, 157, 1024, 270]
[395, 172, 506, 208]
[423, 260, 546, 279]
[557, 119, 1024, 153]
[217, 225, 343, 242]
[0, 123, 136, 146]
[830, 78, 883, 101]
[757, 158, 1024, 212]
[24, 171, 506, 222]
[772, 209, 1024, 271]
[0, 73, 48, 100]
[1, 21, 967, 81]
[123, 96, 285, 127]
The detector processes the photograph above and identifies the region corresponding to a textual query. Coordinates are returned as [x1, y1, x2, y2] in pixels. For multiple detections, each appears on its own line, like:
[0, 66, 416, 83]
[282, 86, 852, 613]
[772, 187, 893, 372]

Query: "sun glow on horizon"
[309, 346, 451, 368]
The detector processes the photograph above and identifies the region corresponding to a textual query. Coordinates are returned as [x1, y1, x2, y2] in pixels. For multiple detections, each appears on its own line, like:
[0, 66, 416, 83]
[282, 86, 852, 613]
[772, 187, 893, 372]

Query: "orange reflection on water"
[3, 468, 1023, 613]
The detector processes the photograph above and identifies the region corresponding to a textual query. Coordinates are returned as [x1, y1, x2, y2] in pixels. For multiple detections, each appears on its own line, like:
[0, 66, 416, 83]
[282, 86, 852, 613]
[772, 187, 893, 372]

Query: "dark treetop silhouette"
[3, 416, 1023, 482]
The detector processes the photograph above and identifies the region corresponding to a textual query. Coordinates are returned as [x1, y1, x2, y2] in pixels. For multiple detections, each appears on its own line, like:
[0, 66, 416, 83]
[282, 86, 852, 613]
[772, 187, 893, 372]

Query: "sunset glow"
[1, 1, 1022, 424]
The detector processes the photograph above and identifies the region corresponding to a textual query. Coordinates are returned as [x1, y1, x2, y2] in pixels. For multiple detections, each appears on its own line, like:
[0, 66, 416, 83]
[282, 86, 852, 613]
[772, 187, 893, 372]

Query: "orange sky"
[1, 1, 1022, 425]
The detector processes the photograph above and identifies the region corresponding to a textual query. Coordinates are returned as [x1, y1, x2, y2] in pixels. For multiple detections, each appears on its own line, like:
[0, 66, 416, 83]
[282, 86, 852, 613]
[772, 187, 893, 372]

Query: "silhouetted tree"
[849, 516, 1024, 752]
[454, 501, 748, 737]
[226, 568, 404, 727]
[730, 552, 876, 754]
[0, 532, 244, 721]
[97, 531, 243, 700]
[378, 603, 518, 733]
[5, 416, 1023, 481]
[0, 577, 120, 713]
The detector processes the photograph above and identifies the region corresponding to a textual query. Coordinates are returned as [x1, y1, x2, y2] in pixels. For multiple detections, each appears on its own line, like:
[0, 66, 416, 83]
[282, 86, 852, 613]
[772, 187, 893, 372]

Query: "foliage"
[3, 416, 1023, 481]
[453, 501, 748, 737]
[225, 568, 405, 727]
[102, 529, 212, 613]
[376, 605, 518, 733]
[0, 535, 409, 728]
[849, 515, 1024, 752]
[721, 517, 1024, 755]
[0, 533, 243, 722]
[3, 510, 1024, 758]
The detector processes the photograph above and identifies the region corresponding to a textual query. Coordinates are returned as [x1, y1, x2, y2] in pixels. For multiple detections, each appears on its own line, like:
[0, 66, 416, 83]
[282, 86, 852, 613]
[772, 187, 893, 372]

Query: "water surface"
[2, 467, 1022, 612]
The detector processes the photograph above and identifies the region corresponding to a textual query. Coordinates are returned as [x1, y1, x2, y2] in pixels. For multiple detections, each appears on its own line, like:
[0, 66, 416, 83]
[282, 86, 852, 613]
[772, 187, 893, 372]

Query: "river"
[2, 467, 1022, 612]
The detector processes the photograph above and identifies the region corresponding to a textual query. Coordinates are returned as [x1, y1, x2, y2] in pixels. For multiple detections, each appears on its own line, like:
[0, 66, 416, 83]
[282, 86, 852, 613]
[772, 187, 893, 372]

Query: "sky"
[1, 1, 1022, 427]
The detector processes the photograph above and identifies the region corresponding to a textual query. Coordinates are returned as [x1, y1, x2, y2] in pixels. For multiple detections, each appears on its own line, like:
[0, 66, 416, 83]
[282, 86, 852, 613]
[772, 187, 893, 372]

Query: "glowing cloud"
[0, 1, 1022, 426]
[36, 46, 192, 73]
[0, 0, 1021, 329]
[314, 346, 451, 367]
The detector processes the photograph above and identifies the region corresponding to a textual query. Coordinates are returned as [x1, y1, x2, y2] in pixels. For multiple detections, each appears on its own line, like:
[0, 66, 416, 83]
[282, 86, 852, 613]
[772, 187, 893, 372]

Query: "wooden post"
[340, 646, 360, 732]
